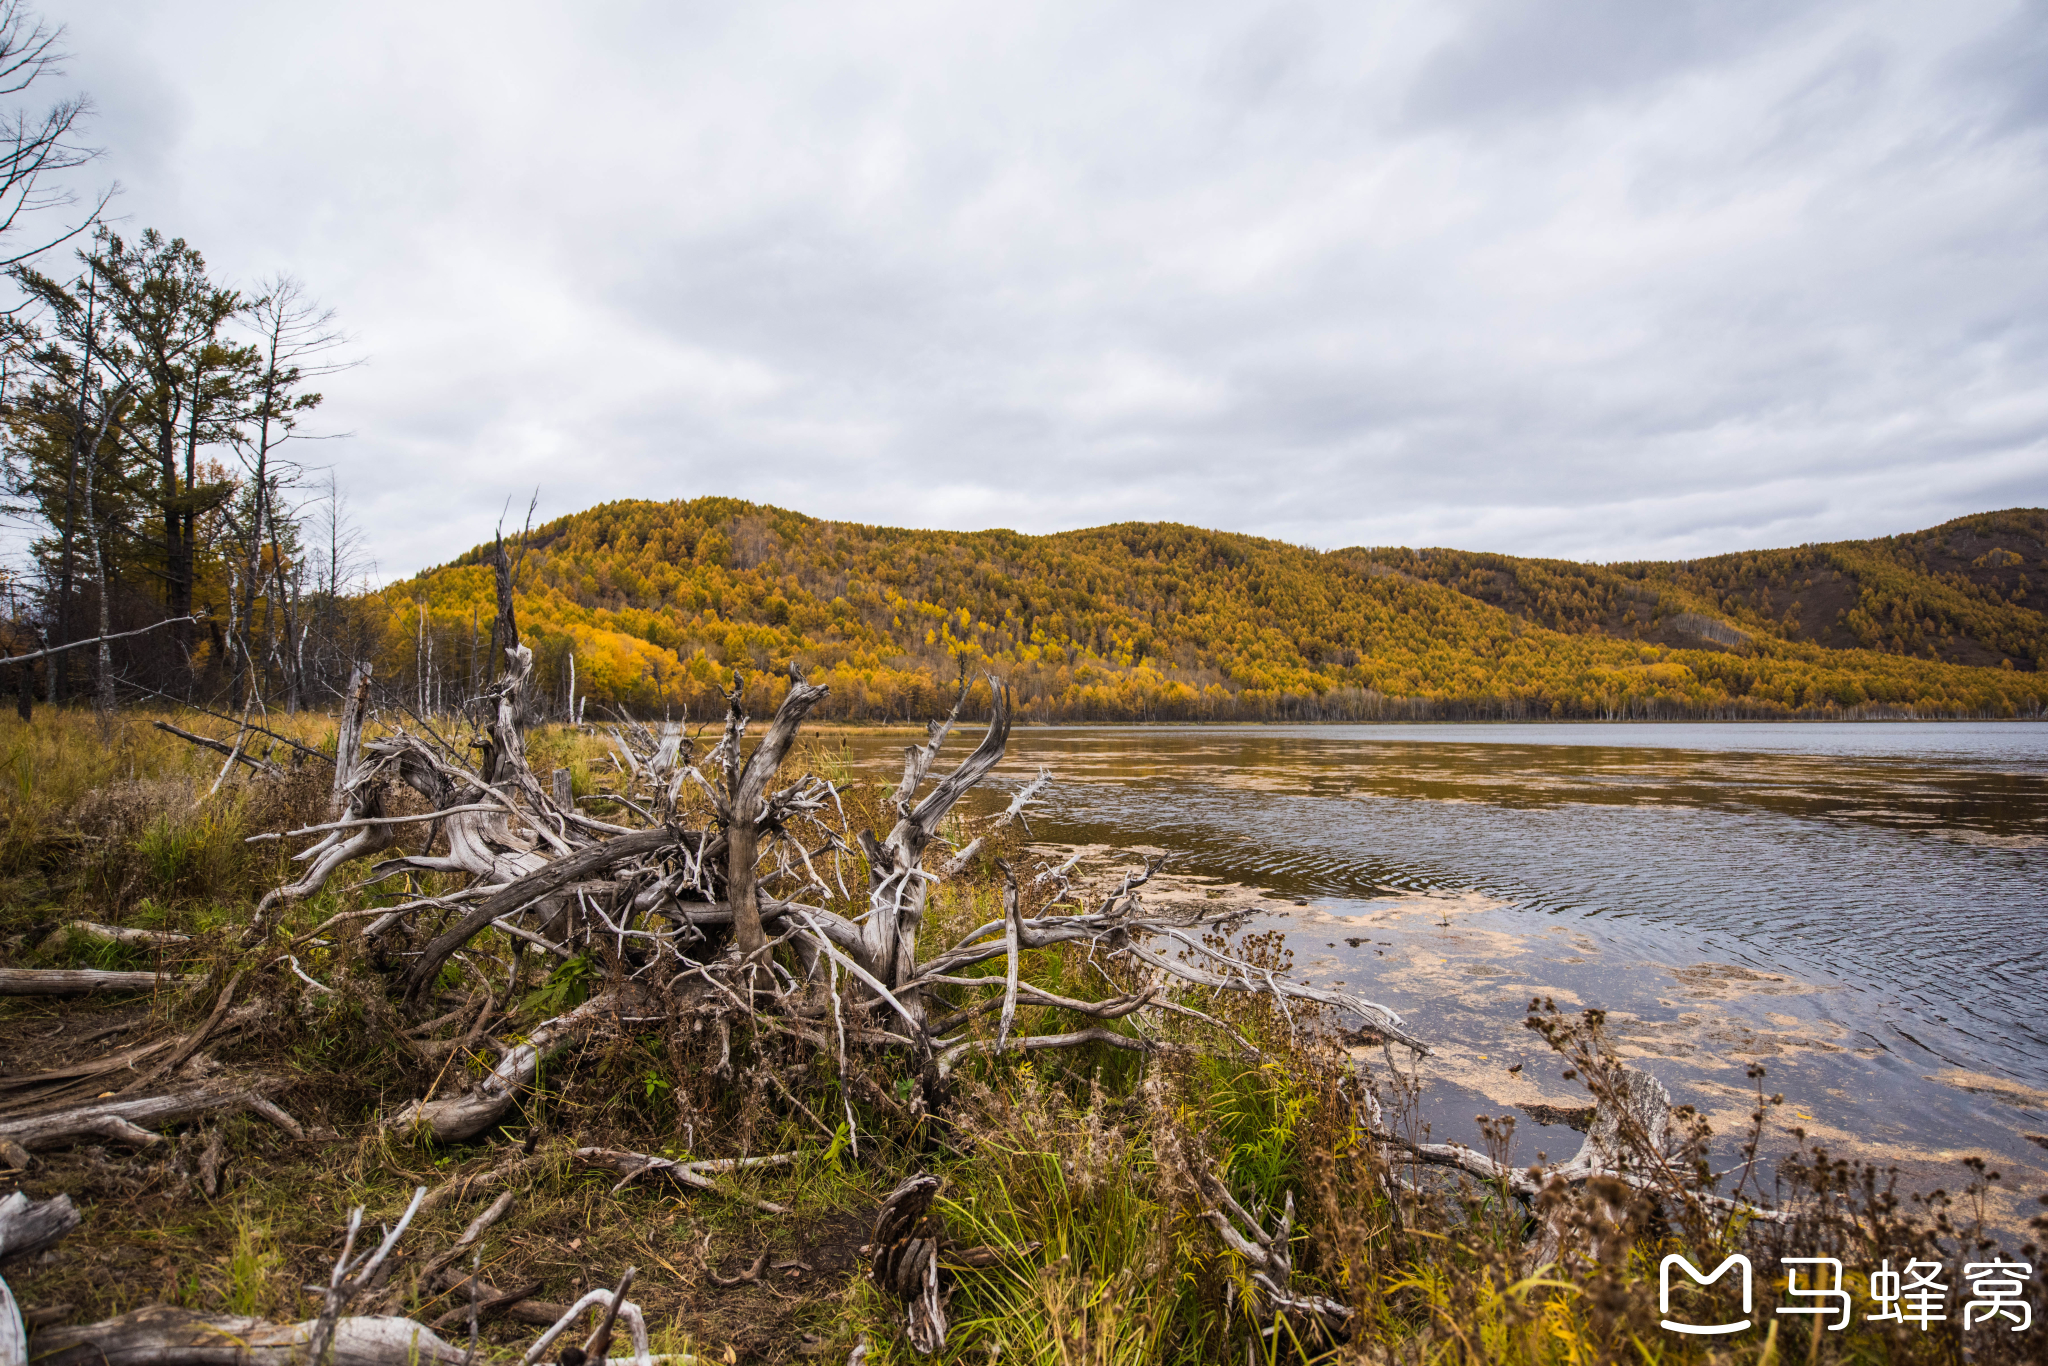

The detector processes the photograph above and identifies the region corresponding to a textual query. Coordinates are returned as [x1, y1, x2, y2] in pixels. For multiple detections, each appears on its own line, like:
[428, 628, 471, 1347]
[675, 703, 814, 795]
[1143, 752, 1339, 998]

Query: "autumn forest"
[360, 499, 2048, 725]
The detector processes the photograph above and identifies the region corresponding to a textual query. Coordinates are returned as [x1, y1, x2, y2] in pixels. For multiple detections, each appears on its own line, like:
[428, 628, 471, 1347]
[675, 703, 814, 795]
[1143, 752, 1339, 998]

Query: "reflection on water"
[837, 721, 2048, 1217]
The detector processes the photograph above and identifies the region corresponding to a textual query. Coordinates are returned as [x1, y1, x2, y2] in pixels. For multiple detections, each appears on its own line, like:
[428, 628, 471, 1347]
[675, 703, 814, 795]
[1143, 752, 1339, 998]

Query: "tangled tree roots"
[105, 633, 1802, 1357]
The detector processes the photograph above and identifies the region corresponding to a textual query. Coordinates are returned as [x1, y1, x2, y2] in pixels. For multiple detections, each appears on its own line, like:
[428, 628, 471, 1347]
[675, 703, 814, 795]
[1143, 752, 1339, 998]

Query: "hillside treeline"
[365, 498, 2048, 724]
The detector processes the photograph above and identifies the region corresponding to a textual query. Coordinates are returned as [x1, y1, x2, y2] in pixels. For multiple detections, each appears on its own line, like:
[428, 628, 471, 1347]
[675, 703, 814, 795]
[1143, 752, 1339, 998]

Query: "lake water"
[843, 721, 2048, 1220]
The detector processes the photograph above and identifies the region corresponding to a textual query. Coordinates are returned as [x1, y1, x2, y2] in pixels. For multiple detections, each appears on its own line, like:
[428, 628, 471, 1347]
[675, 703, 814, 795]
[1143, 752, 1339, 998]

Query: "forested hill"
[1359, 508, 2046, 672]
[370, 499, 2048, 723]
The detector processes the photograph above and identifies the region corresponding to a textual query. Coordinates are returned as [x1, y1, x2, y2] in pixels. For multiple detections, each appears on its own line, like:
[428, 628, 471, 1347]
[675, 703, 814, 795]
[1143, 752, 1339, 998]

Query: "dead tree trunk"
[330, 661, 373, 817]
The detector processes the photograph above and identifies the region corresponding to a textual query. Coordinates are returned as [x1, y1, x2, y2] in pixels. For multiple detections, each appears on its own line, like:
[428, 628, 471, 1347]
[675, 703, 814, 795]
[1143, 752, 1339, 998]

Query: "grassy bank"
[0, 706, 2040, 1364]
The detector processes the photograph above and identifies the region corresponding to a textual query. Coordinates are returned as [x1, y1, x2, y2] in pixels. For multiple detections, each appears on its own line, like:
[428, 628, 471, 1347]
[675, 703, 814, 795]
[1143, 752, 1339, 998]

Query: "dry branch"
[1196, 1167, 1352, 1337]
[572, 1148, 796, 1214]
[150, 721, 284, 779]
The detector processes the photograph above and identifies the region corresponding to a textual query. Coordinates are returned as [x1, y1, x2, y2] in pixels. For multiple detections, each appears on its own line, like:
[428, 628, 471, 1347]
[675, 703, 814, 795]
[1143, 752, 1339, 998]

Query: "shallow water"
[842, 721, 2048, 1219]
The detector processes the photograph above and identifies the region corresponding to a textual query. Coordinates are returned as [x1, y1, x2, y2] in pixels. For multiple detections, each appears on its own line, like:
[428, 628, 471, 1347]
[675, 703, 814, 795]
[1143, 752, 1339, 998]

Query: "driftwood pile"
[2, 594, 1785, 1355]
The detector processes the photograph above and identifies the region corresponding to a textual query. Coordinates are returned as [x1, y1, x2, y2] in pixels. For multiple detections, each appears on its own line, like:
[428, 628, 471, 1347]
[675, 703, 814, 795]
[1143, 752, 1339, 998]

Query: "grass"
[0, 703, 2041, 1364]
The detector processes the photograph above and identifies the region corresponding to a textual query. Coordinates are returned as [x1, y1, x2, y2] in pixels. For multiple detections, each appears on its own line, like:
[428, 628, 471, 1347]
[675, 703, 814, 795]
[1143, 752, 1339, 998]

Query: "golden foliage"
[365, 499, 2048, 721]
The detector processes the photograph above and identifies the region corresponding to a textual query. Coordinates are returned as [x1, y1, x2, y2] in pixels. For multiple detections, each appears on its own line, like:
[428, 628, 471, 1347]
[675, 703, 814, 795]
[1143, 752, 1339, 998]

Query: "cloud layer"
[38, 0, 2048, 578]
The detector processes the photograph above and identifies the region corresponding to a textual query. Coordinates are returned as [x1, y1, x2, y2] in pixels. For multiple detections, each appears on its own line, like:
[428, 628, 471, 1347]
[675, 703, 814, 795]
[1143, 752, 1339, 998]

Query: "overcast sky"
[29, 0, 2048, 580]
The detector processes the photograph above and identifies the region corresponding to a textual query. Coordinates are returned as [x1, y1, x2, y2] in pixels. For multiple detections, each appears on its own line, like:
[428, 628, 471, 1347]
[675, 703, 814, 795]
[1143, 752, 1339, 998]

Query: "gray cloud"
[24, 0, 2048, 579]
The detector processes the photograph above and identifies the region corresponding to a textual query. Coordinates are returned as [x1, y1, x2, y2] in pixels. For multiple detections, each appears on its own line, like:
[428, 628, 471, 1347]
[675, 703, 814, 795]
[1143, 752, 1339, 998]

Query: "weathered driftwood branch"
[934, 1026, 1154, 1080]
[398, 829, 673, 1010]
[307, 1187, 427, 1366]
[519, 1274, 652, 1366]
[937, 766, 1050, 878]
[54, 922, 190, 948]
[372, 1191, 516, 1317]
[1364, 1062, 1795, 1271]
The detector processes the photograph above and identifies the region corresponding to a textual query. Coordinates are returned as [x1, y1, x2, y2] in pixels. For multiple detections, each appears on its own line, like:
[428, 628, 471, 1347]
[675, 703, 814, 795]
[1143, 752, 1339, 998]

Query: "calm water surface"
[846, 721, 2048, 1196]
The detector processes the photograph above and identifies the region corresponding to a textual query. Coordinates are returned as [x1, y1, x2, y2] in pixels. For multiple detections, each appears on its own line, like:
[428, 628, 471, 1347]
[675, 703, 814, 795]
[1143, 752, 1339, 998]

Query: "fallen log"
[32, 1306, 468, 1366]
[0, 968, 175, 997]
[55, 922, 192, 948]
[0, 1191, 82, 1269]
[0, 1080, 293, 1151]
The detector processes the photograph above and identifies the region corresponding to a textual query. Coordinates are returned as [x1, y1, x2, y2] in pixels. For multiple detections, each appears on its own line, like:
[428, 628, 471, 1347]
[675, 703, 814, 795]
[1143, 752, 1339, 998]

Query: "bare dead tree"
[0, 2, 107, 271]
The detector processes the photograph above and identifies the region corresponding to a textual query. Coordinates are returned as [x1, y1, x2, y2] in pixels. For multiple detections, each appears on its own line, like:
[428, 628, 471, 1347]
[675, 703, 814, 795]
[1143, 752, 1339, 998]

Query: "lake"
[841, 721, 2048, 1223]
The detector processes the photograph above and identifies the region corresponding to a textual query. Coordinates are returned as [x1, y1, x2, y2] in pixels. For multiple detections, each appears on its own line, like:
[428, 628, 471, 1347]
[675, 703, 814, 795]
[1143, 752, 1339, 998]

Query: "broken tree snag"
[718, 666, 832, 960]
[490, 533, 519, 680]
[860, 680, 1012, 993]
[331, 662, 374, 816]
[866, 1174, 948, 1356]
[33, 1306, 469, 1366]
[0, 968, 173, 997]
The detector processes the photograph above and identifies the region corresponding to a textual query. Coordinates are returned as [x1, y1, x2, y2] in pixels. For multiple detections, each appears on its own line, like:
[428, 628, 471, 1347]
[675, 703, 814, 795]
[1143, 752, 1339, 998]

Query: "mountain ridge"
[367, 500, 2048, 721]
